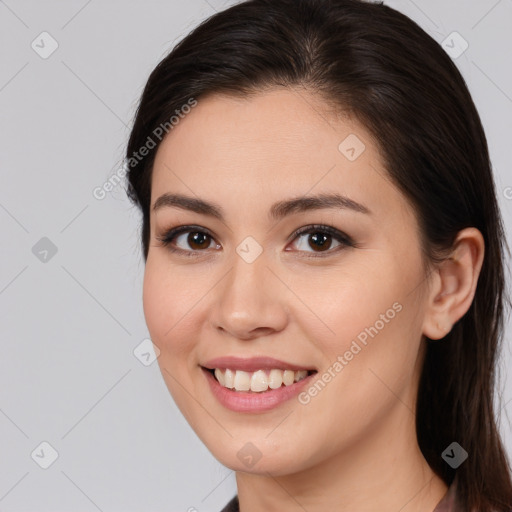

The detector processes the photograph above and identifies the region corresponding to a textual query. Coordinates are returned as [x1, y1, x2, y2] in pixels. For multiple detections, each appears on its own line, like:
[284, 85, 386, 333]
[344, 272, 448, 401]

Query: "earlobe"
[421, 228, 485, 341]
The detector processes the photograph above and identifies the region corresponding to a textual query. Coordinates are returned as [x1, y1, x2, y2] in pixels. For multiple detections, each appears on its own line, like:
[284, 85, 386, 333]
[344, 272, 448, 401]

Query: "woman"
[124, 0, 512, 510]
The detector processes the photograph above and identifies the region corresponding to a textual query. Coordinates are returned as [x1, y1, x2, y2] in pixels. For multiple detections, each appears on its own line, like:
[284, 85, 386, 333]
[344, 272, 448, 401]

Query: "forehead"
[150, 88, 412, 226]
[154, 88, 365, 176]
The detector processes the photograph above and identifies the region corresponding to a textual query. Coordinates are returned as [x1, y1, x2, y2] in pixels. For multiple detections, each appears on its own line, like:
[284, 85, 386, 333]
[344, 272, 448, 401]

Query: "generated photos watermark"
[93, 97, 198, 200]
[298, 301, 403, 405]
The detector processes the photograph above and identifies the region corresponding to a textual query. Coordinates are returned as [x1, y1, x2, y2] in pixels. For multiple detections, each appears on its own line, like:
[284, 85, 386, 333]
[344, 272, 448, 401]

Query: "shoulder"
[220, 495, 239, 512]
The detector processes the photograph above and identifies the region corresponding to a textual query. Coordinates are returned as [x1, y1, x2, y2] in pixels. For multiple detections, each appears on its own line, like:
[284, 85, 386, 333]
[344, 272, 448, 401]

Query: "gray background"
[1, 0, 511, 510]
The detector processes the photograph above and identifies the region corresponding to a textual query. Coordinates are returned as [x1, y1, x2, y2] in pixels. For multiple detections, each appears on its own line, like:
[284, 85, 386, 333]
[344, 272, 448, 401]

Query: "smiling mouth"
[203, 367, 317, 393]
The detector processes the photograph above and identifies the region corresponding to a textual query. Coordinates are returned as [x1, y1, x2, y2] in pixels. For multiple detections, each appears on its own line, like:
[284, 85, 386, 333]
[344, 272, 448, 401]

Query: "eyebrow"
[152, 192, 372, 221]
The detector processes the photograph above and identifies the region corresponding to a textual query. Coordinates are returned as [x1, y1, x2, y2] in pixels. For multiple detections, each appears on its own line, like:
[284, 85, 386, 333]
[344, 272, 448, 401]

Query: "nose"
[209, 248, 288, 341]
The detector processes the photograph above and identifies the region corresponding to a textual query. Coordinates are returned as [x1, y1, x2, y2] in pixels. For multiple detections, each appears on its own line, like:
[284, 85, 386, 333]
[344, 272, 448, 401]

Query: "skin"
[143, 87, 485, 512]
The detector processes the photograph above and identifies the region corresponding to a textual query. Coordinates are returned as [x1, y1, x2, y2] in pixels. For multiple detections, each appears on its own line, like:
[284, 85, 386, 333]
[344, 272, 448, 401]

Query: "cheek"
[142, 258, 197, 360]
[287, 261, 401, 353]
[142, 259, 204, 417]
[294, 255, 423, 390]
[325, 291, 422, 412]
[142, 261, 167, 343]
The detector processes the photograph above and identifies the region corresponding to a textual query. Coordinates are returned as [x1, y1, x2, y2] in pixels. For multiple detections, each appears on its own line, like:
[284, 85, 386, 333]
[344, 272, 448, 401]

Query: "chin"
[201, 435, 311, 476]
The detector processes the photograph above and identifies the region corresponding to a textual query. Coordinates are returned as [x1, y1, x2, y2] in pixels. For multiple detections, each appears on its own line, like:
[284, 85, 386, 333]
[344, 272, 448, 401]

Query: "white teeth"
[214, 368, 225, 386]
[234, 370, 251, 391]
[282, 370, 295, 386]
[224, 368, 235, 389]
[212, 368, 311, 392]
[250, 370, 268, 392]
[295, 370, 308, 382]
[268, 369, 283, 389]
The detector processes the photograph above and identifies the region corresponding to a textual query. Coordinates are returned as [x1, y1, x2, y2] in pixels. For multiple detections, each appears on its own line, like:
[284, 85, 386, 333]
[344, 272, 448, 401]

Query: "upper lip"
[201, 356, 317, 372]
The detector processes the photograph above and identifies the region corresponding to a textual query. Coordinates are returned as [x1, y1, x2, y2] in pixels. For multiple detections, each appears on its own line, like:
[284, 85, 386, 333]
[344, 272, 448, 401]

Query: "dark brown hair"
[124, 0, 512, 510]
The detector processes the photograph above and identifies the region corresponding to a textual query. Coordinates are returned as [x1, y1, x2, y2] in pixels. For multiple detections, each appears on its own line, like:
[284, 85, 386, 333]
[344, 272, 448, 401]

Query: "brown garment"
[220, 477, 460, 512]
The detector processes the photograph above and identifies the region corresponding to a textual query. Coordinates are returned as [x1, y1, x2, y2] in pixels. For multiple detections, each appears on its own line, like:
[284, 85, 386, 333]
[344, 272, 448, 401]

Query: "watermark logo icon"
[133, 338, 160, 366]
[441, 31, 468, 59]
[338, 134, 366, 161]
[237, 442, 262, 468]
[32, 237, 58, 263]
[31, 441, 59, 469]
[31, 32, 59, 59]
[442, 441, 468, 468]
[236, 236, 263, 264]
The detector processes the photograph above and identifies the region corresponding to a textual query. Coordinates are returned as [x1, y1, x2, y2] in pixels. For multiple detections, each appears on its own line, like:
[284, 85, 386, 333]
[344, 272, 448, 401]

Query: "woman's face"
[143, 88, 432, 475]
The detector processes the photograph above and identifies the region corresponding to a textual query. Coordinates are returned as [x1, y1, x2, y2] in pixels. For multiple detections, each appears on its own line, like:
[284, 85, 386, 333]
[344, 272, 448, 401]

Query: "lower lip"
[201, 367, 316, 413]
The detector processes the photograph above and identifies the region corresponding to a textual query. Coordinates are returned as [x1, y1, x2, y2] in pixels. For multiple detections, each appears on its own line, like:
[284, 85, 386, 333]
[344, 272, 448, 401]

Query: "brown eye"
[185, 231, 212, 250]
[157, 223, 354, 259]
[306, 232, 333, 252]
[288, 225, 354, 257]
[156, 226, 218, 257]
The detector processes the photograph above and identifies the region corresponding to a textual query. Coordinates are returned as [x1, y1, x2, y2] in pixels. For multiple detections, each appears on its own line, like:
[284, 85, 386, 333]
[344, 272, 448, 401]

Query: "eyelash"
[156, 224, 356, 259]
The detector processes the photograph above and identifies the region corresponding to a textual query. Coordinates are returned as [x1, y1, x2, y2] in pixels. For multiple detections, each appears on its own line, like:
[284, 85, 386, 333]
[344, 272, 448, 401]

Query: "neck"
[235, 404, 448, 512]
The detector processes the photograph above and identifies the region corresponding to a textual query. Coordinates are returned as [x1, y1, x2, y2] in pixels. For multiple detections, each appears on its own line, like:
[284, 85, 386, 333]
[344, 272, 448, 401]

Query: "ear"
[422, 227, 485, 341]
